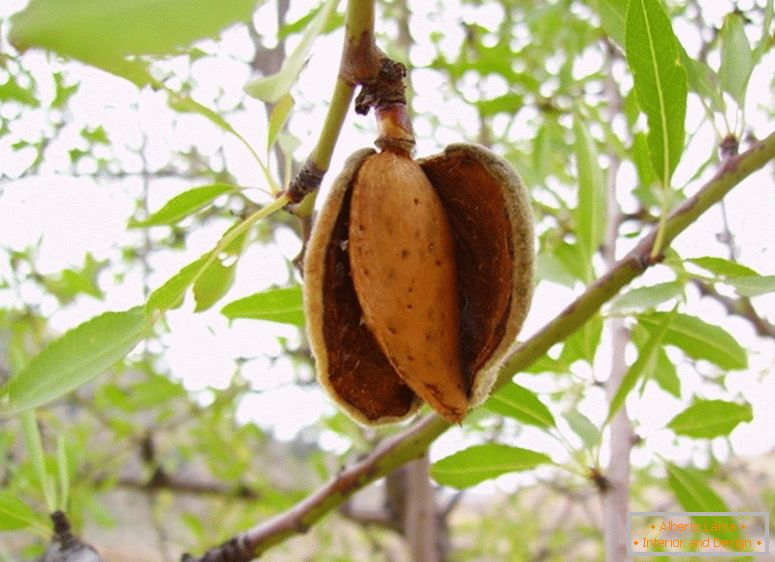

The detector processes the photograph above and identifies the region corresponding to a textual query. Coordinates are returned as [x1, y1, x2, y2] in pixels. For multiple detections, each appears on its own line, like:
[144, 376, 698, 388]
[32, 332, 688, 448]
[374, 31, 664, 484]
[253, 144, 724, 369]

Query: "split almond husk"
[304, 144, 534, 425]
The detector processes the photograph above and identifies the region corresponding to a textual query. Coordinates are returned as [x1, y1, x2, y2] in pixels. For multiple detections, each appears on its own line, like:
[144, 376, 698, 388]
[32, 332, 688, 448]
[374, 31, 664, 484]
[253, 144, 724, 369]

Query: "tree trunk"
[402, 454, 441, 562]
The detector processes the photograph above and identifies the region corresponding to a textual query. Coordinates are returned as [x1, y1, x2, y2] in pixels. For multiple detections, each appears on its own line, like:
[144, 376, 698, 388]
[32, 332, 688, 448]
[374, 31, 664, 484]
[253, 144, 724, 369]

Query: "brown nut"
[304, 143, 534, 425]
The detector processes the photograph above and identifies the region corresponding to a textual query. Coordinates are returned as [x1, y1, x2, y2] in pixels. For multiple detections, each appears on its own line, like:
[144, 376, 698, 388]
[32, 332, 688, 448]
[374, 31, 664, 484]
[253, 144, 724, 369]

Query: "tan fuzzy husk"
[305, 143, 534, 426]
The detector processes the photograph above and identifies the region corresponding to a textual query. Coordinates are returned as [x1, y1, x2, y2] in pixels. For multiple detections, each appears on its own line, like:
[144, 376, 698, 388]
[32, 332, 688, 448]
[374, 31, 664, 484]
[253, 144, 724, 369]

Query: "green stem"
[21, 411, 57, 513]
[288, 0, 380, 209]
[308, 78, 355, 171]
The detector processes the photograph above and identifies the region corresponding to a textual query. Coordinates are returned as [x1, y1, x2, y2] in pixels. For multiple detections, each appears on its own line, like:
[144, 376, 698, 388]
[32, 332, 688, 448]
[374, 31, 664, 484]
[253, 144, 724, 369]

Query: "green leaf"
[638, 312, 747, 370]
[81, 125, 109, 145]
[130, 184, 236, 228]
[475, 93, 524, 117]
[667, 463, 727, 511]
[221, 286, 304, 326]
[42, 253, 107, 304]
[724, 275, 775, 298]
[678, 47, 723, 112]
[553, 242, 588, 283]
[561, 314, 602, 365]
[651, 348, 680, 398]
[632, 325, 680, 397]
[192, 229, 249, 312]
[193, 260, 235, 313]
[625, 0, 687, 184]
[168, 93, 237, 135]
[56, 435, 69, 512]
[0, 492, 44, 532]
[687, 256, 758, 278]
[244, 0, 339, 102]
[2, 308, 149, 415]
[754, 0, 774, 63]
[430, 444, 552, 489]
[719, 13, 754, 106]
[563, 411, 600, 450]
[607, 308, 676, 424]
[666, 464, 742, 544]
[267, 94, 294, 149]
[593, 0, 627, 47]
[609, 281, 683, 314]
[535, 253, 577, 288]
[631, 132, 659, 195]
[146, 197, 288, 315]
[573, 116, 607, 269]
[9, 0, 256, 66]
[667, 399, 753, 438]
[22, 412, 56, 512]
[0, 76, 39, 107]
[485, 383, 556, 429]
[52, 72, 79, 109]
[146, 254, 210, 314]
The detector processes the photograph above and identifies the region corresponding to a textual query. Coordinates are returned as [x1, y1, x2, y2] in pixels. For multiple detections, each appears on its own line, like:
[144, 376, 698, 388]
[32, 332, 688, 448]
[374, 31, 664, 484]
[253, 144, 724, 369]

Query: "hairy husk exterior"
[305, 144, 534, 425]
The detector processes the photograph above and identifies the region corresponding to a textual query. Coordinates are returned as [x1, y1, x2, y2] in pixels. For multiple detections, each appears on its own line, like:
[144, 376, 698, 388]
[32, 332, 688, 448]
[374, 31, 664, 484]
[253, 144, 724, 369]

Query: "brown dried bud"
[304, 144, 534, 425]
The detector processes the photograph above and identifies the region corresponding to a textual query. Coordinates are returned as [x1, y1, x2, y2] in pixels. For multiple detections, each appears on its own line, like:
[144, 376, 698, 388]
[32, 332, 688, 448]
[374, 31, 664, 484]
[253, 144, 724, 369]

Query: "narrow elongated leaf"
[146, 198, 288, 315]
[553, 242, 588, 283]
[607, 307, 676, 423]
[609, 281, 683, 313]
[193, 228, 249, 312]
[535, 253, 577, 288]
[193, 259, 235, 313]
[632, 325, 680, 397]
[2, 308, 149, 415]
[485, 383, 556, 429]
[666, 464, 742, 544]
[667, 464, 727, 511]
[652, 348, 680, 397]
[9, 0, 256, 64]
[561, 314, 602, 365]
[244, 0, 339, 102]
[0, 492, 44, 532]
[221, 286, 304, 326]
[688, 256, 758, 278]
[563, 410, 600, 450]
[168, 92, 237, 135]
[719, 13, 754, 105]
[678, 46, 723, 112]
[431, 444, 552, 489]
[631, 132, 658, 193]
[22, 412, 56, 511]
[725, 275, 775, 298]
[754, 0, 774, 63]
[625, 0, 687, 184]
[268, 94, 294, 149]
[638, 312, 747, 370]
[593, 0, 627, 47]
[573, 116, 607, 267]
[130, 184, 236, 228]
[667, 399, 752, 438]
[146, 255, 210, 314]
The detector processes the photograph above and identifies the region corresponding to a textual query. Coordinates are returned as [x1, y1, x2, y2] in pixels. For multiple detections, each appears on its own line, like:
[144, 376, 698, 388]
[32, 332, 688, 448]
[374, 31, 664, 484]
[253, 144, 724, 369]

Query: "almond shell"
[304, 144, 534, 425]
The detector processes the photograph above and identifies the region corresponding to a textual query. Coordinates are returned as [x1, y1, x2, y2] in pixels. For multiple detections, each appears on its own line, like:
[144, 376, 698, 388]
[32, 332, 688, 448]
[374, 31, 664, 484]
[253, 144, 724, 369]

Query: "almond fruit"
[304, 144, 533, 425]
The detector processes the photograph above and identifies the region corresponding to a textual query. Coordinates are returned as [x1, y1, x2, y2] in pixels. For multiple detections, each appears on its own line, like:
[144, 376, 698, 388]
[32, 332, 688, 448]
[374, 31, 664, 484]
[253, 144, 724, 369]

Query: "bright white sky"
[0, 0, 774, 496]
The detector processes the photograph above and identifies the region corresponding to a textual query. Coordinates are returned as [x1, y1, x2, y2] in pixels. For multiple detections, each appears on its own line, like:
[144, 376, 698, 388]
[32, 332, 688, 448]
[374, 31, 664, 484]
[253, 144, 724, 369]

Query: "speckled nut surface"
[304, 144, 534, 425]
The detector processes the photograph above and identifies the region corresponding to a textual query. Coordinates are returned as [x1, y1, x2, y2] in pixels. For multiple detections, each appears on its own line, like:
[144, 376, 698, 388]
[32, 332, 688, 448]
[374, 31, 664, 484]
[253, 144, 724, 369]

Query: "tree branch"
[183, 129, 775, 561]
[692, 279, 775, 338]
